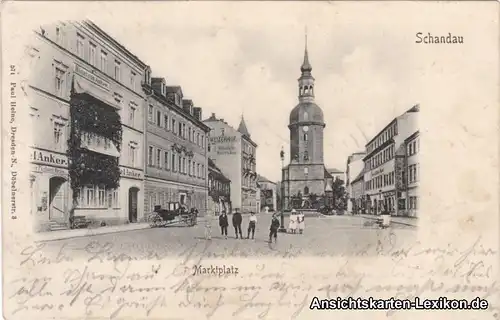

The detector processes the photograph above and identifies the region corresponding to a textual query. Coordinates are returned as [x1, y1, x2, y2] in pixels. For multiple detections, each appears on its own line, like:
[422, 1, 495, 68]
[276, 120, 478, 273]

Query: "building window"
[172, 119, 176, 134]
[89, 42, 96, 66]
[156, 148, 161, 168]
[53, 121, 65, 151]
[76, 33, 85, 59]
[129, 105, 136, 126]
[114, 60, 121, 82]
[130, 71, 136, 91]
[164, 151, 169, 170]
[188, 160, 192, 175]
[304, 151, 309, 161]
[148, 146, 153, 166]
[172, 153, 176, 172]
[156, 110, 161, 127]
[202, 165, 205, 179]
[189, 128, 192, 142]
[54, 67, 66, 97]
[164, 115, 169, 130]
[148, 105, 154, 122]
[202, 135, 205, 148]
[197, 164, 200, 178]
[100, 51, 107, 73]
[221, 128, 225, 136]
[129, 144, 136, 167]
[178, 123, 182, 137]
[178, 156, 182, 173]
[303, 133, 308, 141]
[196, 133, 200, 145]
[304, 186, 309, 195]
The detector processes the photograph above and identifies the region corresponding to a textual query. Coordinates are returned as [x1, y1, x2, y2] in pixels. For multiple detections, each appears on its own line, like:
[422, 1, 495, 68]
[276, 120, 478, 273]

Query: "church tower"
[283, 32, 327, 208]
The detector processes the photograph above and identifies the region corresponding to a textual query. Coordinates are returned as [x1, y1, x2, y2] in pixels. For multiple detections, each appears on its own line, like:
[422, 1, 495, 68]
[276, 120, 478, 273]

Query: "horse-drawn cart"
[147, 202, 197, 228]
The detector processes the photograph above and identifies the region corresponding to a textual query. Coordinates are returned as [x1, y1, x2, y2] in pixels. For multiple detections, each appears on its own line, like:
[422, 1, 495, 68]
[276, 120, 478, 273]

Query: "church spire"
[301, 27, 312, 73]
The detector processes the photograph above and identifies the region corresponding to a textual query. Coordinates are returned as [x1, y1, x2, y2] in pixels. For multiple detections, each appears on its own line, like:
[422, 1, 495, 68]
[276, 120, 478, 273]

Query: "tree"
[332, 178, 347, 210]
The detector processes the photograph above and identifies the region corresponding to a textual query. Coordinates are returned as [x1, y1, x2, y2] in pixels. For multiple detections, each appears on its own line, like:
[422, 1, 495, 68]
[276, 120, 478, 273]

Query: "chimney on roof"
[193, 107, 202, 121]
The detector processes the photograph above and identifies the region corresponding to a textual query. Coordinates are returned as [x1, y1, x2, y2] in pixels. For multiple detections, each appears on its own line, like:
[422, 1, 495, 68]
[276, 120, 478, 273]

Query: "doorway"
[128, 187, 139, 223]
[48, 176, 67, 220]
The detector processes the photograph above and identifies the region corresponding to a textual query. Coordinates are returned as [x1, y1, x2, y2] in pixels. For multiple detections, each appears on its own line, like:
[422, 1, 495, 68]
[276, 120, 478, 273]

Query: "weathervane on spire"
[305, 26, 308, 50]
[301, 26, 312, 73]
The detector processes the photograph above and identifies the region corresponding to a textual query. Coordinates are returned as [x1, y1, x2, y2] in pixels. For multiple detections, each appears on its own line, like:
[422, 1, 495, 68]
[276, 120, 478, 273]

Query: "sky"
[10, 1, 492, 182]
[84, 2, 428, 182]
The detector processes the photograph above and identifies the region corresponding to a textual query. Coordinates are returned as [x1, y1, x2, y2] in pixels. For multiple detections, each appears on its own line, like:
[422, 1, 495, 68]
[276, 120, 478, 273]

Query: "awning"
[73, 75, 121, 110]
[80, 131, 120, 157]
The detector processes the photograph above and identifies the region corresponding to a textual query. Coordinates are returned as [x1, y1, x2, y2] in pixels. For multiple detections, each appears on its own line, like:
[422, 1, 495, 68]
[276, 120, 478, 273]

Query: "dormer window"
[161, 82, 166, 96]
[174, 94, 179, 105]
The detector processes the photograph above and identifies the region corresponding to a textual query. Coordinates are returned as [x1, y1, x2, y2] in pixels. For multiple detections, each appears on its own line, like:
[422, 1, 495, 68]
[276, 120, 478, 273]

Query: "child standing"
[298, 211, 305, 234]
[247, 212, 257, 239]
[289, 209, 297, 234]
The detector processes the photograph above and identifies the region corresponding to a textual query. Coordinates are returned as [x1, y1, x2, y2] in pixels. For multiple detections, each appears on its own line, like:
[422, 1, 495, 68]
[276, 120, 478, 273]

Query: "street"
[39, 214, 416, 259]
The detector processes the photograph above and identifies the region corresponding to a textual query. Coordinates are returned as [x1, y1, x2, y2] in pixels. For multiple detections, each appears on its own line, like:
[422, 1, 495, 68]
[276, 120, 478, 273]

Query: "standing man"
[232, 209, 243, 239]
[219, 211, 229, 239]
[247, 212, 257, 240]
[269, 214, 280, 243]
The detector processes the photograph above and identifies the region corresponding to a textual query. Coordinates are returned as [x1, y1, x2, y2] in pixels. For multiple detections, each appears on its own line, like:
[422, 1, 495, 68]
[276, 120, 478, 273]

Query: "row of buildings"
[26, 20, 264, 232]
[345, 104, 420, 217]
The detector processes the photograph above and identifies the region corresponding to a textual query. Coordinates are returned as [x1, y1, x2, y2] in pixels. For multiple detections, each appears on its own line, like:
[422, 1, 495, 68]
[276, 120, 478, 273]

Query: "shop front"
[30, 148, 71, 232]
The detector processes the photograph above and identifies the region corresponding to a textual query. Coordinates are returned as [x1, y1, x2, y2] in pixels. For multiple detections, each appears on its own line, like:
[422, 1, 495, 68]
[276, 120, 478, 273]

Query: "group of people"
[288, 209, 305, 234]
[218, 210, 259, 240]
[216, 210, 304, 244]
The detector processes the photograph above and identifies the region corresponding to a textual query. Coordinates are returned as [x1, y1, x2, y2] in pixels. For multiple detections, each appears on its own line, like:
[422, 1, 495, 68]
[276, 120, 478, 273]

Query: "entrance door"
[49, 177, 66, 220]
[128, 187, 139, 223]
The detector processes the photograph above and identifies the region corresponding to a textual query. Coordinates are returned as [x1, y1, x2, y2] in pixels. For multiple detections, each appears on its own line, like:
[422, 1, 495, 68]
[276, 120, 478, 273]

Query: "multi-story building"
[257, 175, 277, 212]
[208, 158, 231, 215]
[345, 152, 366, 213]
[404, 131, 419, 217]
[362, 104, 419, 216]
[28, 20, 148, 232]
[204, 113, 259, 213]
[143, 76, 210, 215]
[350, 171, 365, 214]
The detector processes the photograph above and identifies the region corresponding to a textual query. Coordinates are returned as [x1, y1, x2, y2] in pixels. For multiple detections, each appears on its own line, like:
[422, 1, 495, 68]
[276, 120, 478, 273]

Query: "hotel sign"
[210, 136, 237, 155]
[30, 150, 68, 168]
[75, 64, 110, 91]
[120, 166, 144, 180]
[32, 165, 68, 175]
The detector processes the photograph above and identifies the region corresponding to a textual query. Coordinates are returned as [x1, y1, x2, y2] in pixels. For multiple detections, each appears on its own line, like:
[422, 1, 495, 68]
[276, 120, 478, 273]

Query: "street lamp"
[278, 146, 286, 232]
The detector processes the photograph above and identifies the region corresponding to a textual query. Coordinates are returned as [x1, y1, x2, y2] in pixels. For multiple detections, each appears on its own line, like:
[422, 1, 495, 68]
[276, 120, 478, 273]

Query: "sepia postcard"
[1, 1, 498, 319]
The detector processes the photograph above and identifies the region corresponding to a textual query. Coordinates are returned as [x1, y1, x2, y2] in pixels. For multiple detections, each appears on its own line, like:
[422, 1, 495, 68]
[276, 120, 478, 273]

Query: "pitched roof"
[166, 85, 182, 94]
[351, 170, 365, 184]
[237, 116, 251, 137]
[324, 167, 333, 179]
[257, 175, 275, 184]
[208, 158, 230, 182]
[327, 168, 344, 174]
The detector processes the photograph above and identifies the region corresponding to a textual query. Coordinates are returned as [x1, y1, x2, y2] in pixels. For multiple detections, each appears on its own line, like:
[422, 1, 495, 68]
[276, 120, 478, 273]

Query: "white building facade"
[28, 20, 147, 232]
[345, 152, 366, 213]
[363, 104, 419, 216]
[204, 113, 259, 213]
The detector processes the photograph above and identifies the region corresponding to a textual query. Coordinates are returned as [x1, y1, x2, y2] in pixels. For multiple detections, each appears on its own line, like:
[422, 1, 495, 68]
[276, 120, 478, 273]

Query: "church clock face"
[302, 126, 309, 132]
